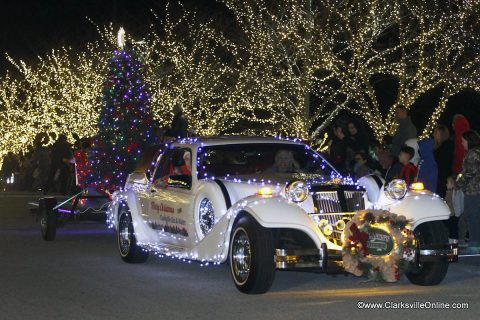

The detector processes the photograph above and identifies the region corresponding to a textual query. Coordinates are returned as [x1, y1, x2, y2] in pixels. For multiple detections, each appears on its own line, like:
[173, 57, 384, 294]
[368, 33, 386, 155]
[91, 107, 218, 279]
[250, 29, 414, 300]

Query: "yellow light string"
[1, 1, 479, 169]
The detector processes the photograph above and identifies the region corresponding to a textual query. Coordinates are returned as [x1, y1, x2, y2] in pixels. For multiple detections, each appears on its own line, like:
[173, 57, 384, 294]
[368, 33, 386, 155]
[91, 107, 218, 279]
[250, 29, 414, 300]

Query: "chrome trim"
[419, 243, 458, 263]
[314, 191, 341, 213]
[275, 244, 328, 269]
[231, 227, 251, 284]
[344, 190, 365, 211]
[310, 212, 355, 246]
[311, 190, 365, 247]
[118, 215, 132, 256]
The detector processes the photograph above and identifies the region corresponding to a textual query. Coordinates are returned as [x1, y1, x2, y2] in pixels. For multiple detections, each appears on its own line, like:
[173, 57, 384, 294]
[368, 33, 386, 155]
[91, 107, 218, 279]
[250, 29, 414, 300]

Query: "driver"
[170, 150, 192, 176]
[266, 150, 300, 173]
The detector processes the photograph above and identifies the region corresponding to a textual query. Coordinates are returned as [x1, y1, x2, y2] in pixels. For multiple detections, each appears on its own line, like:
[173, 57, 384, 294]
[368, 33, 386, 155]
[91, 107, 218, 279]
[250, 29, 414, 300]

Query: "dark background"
[1, 0, 478, 134]
[0, 0, 218, 70]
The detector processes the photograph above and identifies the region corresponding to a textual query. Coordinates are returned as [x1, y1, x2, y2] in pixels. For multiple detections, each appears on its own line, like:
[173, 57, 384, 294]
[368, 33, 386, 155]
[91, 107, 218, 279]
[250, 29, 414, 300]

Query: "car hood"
[218, 173, 356, 205]
[219, 173, 335, 186]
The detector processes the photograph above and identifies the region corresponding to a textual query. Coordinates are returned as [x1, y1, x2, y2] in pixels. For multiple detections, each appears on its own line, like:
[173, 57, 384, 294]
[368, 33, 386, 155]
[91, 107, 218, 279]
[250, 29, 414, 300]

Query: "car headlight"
[286, 180, 309, 203]
[384, 179, 407, 200]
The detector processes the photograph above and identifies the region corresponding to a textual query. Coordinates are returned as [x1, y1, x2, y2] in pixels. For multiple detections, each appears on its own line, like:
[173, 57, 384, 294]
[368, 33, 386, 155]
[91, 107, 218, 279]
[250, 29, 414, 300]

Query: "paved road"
[1, 192, 479, 320]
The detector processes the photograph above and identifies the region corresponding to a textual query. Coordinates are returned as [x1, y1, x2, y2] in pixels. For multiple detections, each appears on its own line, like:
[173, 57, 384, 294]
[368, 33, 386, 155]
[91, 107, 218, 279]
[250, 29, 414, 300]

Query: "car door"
[148, 147, 196, 248]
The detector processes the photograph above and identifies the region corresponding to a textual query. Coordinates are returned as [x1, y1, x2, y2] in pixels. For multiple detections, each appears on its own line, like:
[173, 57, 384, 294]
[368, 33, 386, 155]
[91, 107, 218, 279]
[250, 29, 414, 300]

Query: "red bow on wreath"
[349, 223, 369, 257]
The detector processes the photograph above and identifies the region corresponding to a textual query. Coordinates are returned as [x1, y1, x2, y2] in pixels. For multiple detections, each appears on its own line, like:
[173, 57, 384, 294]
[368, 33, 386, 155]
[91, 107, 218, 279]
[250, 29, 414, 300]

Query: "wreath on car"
[342, 210, 416, 282]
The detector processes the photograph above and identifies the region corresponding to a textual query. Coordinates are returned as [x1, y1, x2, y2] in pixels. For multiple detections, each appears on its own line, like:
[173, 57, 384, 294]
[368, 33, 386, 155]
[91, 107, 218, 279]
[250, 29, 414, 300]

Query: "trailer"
[33, 144, 167, 241]
[33, 188, 110, 241]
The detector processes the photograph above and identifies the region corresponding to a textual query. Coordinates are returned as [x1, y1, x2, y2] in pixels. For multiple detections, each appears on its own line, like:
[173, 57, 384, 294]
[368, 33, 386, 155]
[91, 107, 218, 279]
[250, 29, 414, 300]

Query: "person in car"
[266, 150, 300, 173]
[170, 150, 191, 176]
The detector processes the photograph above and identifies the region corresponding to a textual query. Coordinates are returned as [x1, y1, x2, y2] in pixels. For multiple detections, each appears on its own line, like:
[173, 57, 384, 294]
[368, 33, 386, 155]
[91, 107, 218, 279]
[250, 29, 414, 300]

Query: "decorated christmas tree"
[87, 28, 157, 191]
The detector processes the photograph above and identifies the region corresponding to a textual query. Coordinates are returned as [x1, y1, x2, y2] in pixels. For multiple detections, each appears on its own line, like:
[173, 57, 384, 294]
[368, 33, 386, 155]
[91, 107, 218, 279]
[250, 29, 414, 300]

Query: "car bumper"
[274, 242, 458, 271]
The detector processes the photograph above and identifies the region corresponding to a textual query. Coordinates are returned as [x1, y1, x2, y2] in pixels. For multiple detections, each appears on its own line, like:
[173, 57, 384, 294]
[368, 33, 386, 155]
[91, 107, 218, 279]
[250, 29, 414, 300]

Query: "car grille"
[312, 190, 366, 246]
[313, 190, 365, 213]
[314, 191, 342, 213]
[344, 190, 366, 212]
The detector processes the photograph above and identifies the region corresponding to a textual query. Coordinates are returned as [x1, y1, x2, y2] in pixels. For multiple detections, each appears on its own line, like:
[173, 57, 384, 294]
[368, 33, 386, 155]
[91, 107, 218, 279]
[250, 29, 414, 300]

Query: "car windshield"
[197, 143, 337, 179]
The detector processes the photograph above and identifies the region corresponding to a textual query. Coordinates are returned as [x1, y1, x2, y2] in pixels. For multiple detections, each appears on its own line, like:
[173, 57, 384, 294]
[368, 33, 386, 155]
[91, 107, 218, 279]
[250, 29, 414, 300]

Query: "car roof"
[174, 136, 305, 147]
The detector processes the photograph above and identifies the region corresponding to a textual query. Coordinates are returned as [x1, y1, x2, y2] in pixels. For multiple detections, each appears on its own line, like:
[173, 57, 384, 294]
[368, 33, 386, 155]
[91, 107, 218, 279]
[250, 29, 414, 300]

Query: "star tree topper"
[117, 27, 126, 49]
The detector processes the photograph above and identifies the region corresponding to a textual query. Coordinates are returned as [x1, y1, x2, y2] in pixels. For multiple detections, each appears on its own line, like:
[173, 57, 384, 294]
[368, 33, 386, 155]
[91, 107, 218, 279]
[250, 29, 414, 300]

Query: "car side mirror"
[167, 175, 192, 189]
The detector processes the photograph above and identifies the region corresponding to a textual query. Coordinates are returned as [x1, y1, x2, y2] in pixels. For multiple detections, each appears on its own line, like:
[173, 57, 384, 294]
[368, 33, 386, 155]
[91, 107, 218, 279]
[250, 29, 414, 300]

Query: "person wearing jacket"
[378, 149, 402, 183]
[44, 134, 73, 195]
[456, 130, 480, 254]
[433, 125, 454, 198]
[346, 119, 369, 154]
[345, 119, 370, 173]
[445, 176, 463, 242]
[452, 114, 470, 175]
[417, 138, 438, 193]
[328, 125, 348, 174]
[167, 105, 189, 138]
[397, 145, 417, 185]
[391, 105, 417, 156]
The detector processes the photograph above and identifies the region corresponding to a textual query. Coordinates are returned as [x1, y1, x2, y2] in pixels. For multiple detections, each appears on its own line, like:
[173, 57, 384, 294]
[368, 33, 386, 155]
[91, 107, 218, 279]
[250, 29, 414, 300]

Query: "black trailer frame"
[33, 189, 110, 241]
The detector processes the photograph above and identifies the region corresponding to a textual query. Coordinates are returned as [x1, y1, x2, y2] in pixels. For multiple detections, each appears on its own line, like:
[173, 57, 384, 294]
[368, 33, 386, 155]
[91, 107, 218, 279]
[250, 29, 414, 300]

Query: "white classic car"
[108, 137, 457, 294]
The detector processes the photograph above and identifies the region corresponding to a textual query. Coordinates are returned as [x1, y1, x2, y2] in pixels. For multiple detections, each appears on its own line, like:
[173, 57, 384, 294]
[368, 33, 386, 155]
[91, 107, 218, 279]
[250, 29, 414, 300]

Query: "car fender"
[190, 195, 326, 263]
[382, 193, 450, 229]
[192, 181, 229, 241]
[112, 190, 158, 245]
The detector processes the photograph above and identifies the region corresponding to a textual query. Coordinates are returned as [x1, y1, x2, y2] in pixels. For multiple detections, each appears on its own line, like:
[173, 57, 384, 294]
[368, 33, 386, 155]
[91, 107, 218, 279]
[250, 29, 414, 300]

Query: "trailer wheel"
[118, 207, 149, 263]
[39, 197, 58, 241]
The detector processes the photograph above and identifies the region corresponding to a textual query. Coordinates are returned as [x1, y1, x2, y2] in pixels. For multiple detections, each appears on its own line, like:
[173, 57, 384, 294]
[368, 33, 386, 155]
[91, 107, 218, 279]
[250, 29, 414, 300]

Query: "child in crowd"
[445, 176, 464, 243]
[398, 145, 417, 185]
[353, 151, 371, 180]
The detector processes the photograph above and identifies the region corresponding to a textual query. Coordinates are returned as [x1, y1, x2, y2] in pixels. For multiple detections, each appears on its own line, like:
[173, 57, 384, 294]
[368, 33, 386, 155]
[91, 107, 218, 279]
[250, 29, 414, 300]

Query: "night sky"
[0, 0, 216, 70]
[1, 0, 479, 133]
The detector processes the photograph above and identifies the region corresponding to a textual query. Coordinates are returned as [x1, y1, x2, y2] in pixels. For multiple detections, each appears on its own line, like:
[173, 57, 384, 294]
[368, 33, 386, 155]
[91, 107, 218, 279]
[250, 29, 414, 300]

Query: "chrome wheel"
[231, 227, 251, 285]
[118, 213, 132, 257]
[117, 207, 149, 263]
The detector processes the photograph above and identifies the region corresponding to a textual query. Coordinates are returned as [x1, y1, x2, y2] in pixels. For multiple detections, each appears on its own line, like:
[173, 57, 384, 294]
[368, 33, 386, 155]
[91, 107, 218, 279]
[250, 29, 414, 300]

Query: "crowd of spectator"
[328, 106, 426, 182]
[326, 108, 480, 254]
[0, 134, 90, 195]
[0, 107, 190, 194]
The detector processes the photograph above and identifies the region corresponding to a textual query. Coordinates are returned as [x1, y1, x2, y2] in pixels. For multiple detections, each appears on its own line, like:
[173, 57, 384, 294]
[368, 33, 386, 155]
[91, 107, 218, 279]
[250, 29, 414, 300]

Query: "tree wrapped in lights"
[1, 0, 479, 167]
[142, 6, 238, 136]
[223, 0, 480, 141]
[87, 39, 157, 191]
[314, 0, 480, 139]
[3, 41, 111, 153]
[222, 0, 325, 138]
[0, 74, 31, 168]
[418, 0, 480, 137]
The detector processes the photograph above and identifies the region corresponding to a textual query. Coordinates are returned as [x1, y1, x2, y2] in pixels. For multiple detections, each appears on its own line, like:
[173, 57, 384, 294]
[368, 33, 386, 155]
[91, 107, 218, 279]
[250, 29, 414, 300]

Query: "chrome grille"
[312, 190, 366, 246]
[314, 191, 342, 213]
[345, 190, 365, 212]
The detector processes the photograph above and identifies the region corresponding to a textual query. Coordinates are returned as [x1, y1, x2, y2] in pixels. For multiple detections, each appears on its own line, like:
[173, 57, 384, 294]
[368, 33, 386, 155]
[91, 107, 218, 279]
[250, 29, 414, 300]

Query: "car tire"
[229, 215, 275, 294]
[117, 207, 149, 263]
[39, 197, 58, 241]
[406, 221, 449, 286]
